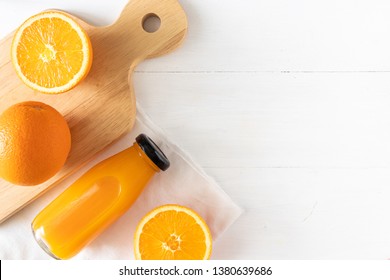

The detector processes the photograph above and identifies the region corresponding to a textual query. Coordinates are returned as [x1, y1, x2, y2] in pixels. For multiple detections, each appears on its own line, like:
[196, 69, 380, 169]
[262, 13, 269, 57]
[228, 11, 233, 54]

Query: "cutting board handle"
[104, 0, 187, 69]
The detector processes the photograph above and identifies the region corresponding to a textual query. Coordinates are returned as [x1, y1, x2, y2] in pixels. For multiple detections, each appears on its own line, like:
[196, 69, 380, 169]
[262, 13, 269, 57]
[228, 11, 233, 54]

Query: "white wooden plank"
[208, 167, 390, 259]
[2, 1, 390, 71]
[143, 0, 390, 71]
[0, 0, 128, 31]
[134, 72, 390, 168]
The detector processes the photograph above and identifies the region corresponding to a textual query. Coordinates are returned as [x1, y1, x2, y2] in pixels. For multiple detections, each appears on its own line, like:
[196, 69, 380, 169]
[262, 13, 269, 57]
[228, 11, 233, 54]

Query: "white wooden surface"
[1, 0, 390, 259]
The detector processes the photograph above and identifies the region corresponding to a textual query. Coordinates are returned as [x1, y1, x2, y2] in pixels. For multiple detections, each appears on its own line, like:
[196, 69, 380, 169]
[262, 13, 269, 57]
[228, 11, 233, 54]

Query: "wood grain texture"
[0, 0, 187, 223]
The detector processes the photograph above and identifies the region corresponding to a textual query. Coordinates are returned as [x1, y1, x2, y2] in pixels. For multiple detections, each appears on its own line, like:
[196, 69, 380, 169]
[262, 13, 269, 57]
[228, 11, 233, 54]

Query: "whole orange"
[0, 101, 71, 186]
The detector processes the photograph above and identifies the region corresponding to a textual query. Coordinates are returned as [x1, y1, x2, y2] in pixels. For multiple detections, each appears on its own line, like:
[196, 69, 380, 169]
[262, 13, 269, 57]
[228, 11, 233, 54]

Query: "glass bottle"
[31, 133, 170, 259]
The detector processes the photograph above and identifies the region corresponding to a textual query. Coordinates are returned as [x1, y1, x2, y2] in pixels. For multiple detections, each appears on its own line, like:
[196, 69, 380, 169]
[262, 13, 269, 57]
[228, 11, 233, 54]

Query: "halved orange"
[134, 204, 212, 260]
[11, 11, 92, 94]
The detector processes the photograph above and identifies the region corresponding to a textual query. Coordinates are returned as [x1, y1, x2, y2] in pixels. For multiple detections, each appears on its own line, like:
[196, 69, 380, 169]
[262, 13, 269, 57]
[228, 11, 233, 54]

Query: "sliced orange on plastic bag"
[134, 204, 212, 260]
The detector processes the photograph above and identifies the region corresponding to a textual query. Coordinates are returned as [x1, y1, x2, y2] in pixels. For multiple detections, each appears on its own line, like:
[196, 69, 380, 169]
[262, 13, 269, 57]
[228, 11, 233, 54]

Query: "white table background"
[1, 0, 390, 259]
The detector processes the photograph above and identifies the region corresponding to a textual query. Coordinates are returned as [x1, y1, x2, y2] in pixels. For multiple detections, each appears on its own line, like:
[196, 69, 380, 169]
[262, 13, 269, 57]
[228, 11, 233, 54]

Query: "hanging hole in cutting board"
[142, 13, 161, 33]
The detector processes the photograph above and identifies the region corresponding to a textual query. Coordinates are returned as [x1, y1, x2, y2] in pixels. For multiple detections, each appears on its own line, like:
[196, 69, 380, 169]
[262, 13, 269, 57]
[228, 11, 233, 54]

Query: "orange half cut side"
[134, 204, 212, 260]
[11, 11, 92, 94]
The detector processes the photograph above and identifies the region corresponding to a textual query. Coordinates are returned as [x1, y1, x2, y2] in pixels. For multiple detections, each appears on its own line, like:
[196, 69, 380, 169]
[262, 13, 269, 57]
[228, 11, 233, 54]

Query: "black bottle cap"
[136, 134, 170, 171]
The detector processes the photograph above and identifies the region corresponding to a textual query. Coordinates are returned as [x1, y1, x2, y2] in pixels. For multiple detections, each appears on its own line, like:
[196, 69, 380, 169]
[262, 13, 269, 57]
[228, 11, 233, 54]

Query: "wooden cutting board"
[0, 0, 187, 223]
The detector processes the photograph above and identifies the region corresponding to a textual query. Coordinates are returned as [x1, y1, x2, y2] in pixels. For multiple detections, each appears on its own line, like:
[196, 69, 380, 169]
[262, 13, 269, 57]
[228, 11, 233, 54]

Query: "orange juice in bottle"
[31, 133, 170, 259]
